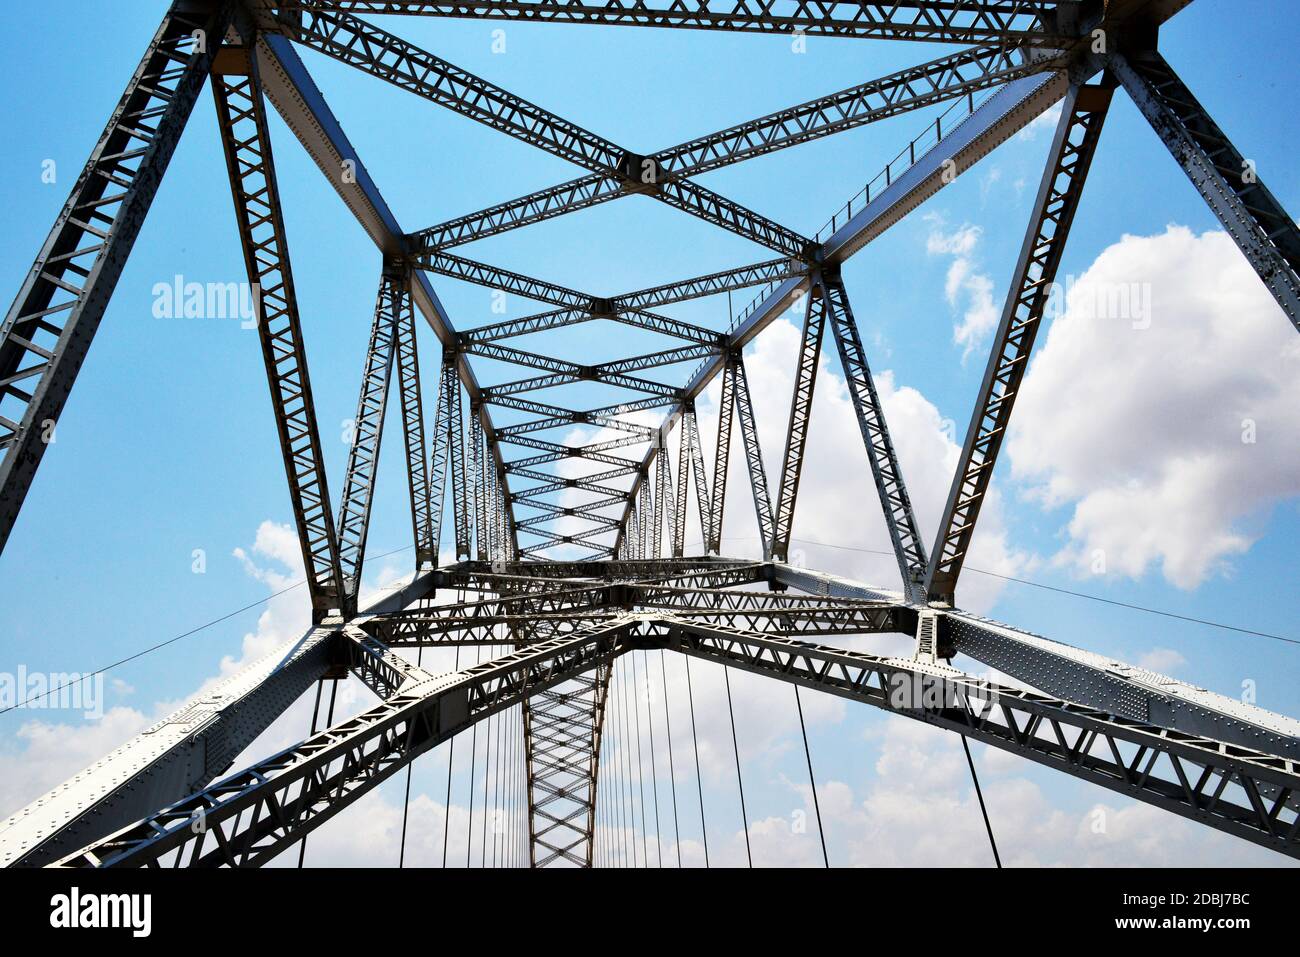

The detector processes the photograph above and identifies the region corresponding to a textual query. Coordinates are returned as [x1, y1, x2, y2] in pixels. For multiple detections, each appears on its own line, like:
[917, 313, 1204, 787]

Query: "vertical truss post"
[707, 353, 738, 554]
[213, 46, 343, 621]
[486, 463, 498, 560]
[1112, 50, 1300, 332]
[731, 355, 775, 550]
[498, 466, 513, 562]
[502, 468, 517, 562]
[672, 408, 691, 557]
[638, 479, 652, 559]
[770, 283, 826, 563]
[651, 429, 673, 560]
[424, 352, 452, 568]
[443, 351, 471, 560]
[393, 271, 436, 567]
[685, 407, 711, 552]
[336, 267, 402, 610]
[0, 0, 230, 556]
[926, 83, 1111, 605]
[484, 451, 499, 562]
[822, 274, 928, 600]
[664, 432, 678, 556]
[650, 461, 663, 560]
[471, 406, 488, 560]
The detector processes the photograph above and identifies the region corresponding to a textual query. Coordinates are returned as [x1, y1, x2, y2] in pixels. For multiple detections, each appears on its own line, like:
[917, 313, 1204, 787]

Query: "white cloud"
[1016, 101, 1063, 142]
[1136, 647, 1187, 674]
[925, 218, 1001, 360]
[696, 717, 1292, 867]
[0, 706, 151, 818]
[1008, 226, 1300, 589]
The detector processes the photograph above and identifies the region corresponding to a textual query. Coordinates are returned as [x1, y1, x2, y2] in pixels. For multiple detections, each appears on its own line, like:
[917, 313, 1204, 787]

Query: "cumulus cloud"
[1136, 647, 1187, 674]
[1007, 226, 1300, 589]
[926, 217, 1001, 360]
[692, 718, 1291, 868]
[0, 705, 151, 818]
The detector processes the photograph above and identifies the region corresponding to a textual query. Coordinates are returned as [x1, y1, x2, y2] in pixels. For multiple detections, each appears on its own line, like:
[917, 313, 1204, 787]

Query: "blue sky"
[0, 1, 1297, 866]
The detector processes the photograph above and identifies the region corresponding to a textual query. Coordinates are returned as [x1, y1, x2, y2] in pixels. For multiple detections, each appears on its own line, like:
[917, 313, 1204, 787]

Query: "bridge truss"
[2, 0, 1299, 867]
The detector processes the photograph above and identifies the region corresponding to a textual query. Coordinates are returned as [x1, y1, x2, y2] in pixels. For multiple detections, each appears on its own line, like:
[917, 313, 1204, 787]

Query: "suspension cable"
[961, 735, 1002, 868]
[658, 650, 682, 867]
[398, 642, 425, 868]
[466, 641, 483, 868]
[684, 656, 709, 868]
[594, 704, 603, 868]
[793, 686, 829, 868]
[483, 644, 496, 866]
[598, 684, 610, 868]
[937, 653, 1001, 868]
[493, 669, 505, 867]
[442, 640, 462, 868]
[628, 657, 648, 866]
[626, 658, 641, 867]
[615, 663, 630, 867]
[296, 678, 326, 869]
[480, 654, 493, 867]
[608, 663, 619, 866]
[723, 666, 752, 867]
[510, 701, 519, 868]
[638, 652, 664, 866]
[519, 701, 526, 867]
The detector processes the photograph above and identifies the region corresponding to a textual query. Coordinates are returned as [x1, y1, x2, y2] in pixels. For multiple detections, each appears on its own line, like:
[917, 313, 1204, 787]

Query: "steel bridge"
[1, 0, 1298, 867]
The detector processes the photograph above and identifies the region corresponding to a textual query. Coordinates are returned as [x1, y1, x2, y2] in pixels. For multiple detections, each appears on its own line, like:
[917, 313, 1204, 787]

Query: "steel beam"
[614, 258, 799, 311]
[731, 355, 775, 550]
[706, 353, 738, 554]
[770, 284, 826, 562]
[213, 47, 344, 620]
[393, 273, 438, 566]
[926, 82, 1111, 604]
[250, 33, 520, 551]
[286, 6, 813, 255]
[441, 352, 472, 559]
[417, 251, 590, 309]
[471, 407, 489, 560]
[822, 274, 928, 599]
[684, 409, 712, 553]
[405, 41, 1057, 252]
[671, 412, 691, 557]
[0, 571, 436, 869]
[948, 611, 1300, 764]
[336, 269, 402, 607]
[301, 1, 1076, 45]
[614, 69, 1071, 554]
[1111, 50, 1300, 332]
[461, 306, 721, 347]
[0, 0, 230, 556]
[525, 662, 611, 866]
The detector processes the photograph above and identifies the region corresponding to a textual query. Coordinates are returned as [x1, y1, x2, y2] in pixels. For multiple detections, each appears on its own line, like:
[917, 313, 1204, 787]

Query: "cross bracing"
[1, 0, 1299, 868]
